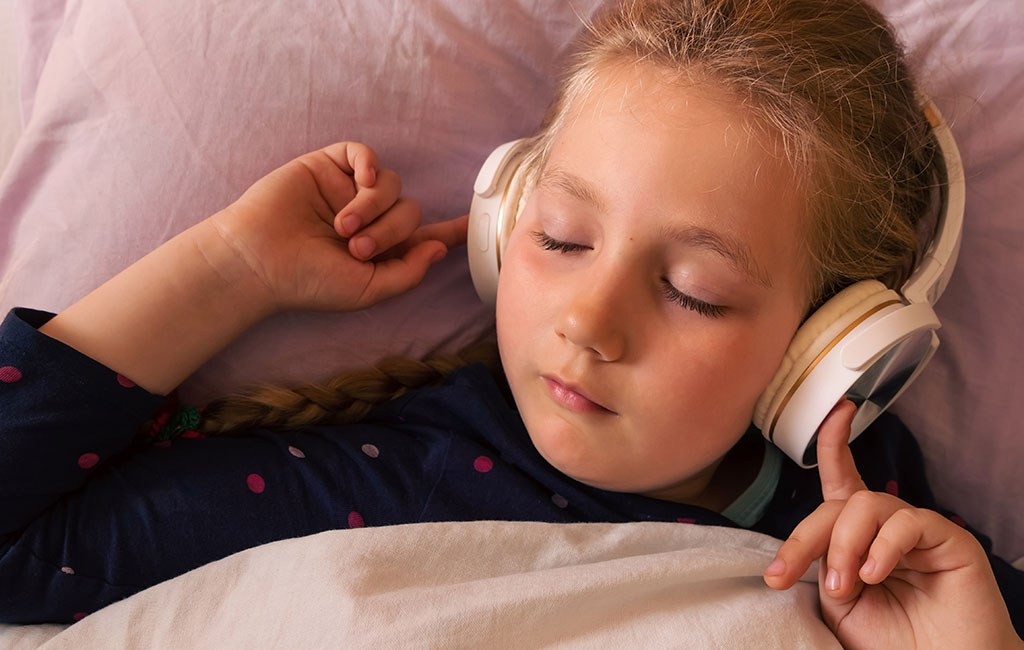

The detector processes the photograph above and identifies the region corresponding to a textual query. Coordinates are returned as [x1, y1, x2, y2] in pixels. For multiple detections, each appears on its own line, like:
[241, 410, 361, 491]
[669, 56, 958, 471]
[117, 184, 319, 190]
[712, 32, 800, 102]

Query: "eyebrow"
[537, 167, 774, 288]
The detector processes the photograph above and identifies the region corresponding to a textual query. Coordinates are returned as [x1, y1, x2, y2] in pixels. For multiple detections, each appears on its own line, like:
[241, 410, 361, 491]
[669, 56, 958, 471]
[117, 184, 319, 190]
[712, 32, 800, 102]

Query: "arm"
[36, 141, 465, 396]
[38, 219, 275, 396]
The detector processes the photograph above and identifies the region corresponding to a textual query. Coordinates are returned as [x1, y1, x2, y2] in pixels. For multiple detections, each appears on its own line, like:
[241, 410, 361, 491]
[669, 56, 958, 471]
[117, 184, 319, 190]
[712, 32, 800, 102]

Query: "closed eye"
[531, 231, 590, 254]
[661, 282, 728, 318]
[532, 229, 726, 318]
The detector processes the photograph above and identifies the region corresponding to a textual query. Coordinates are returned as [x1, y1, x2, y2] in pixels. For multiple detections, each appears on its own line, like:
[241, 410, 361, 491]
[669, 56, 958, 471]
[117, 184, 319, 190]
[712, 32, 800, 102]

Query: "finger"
[334, 167, 403, 238]
[346, 197, 422, 260]
[357, 240, 448, 307]
[401, 214, 470, 251]
[294, 143, 379, 219]
[822, 490, 906, 601]
[860, 507, 978, 584]
[764, 500, 844, 590]
[320, 141, 378, 188]
[817, 398, 866, 501]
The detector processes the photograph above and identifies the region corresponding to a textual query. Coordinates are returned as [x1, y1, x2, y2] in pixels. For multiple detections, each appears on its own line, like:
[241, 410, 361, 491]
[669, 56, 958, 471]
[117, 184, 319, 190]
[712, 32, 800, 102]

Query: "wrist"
[189, 216, 280, 321]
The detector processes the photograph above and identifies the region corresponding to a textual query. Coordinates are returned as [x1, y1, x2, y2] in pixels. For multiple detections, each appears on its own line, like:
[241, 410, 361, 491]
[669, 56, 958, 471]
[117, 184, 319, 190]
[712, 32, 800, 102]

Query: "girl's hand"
[763, 400, 1023, 650]
[204, 142, 467, 314]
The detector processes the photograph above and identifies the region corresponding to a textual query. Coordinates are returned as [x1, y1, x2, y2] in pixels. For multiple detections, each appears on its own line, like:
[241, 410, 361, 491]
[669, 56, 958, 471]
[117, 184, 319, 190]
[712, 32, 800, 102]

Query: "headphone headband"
[901, 99, 965, 305]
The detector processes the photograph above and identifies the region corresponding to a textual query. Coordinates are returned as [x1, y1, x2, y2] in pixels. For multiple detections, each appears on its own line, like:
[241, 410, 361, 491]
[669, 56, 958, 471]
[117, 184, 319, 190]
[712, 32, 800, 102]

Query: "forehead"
[540, 64, 810, 299]
[553, 64, 786, 192]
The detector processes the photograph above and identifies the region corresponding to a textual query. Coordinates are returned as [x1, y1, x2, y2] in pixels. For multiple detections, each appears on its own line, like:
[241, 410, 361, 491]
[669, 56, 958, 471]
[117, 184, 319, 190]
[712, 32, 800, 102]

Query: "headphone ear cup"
[467, 140, 531, 306]
[754, 280, 906, 465]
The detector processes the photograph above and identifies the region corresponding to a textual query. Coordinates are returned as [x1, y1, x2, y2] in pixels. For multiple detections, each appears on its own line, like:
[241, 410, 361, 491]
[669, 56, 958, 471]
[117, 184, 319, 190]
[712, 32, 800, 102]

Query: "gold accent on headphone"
[767, 299, 903, 443]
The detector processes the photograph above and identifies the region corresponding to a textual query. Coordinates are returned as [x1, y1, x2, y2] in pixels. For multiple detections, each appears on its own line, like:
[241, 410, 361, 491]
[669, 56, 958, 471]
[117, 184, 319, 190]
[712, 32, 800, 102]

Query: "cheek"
[496, 233, 551, 323]
[495, 234, 544, 365]
[655, 314, 798, 420]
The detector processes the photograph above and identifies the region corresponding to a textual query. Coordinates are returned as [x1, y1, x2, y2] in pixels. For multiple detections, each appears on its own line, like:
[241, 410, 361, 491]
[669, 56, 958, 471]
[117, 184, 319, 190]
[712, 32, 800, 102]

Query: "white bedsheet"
[0, 521, 838, 649]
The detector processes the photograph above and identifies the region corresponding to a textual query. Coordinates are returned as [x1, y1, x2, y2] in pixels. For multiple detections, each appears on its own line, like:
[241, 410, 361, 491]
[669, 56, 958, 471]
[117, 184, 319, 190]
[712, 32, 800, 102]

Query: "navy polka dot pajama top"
[1, 307, 1021, 631]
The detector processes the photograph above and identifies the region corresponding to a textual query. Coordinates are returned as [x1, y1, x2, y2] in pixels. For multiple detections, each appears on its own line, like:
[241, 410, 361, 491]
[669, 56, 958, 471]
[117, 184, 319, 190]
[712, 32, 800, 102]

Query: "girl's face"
[496, 67, 810, 505]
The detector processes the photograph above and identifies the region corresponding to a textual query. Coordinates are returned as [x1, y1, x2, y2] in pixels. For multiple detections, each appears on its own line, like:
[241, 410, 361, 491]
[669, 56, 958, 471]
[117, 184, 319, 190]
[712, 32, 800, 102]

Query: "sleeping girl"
[1, 0, 1021, 645]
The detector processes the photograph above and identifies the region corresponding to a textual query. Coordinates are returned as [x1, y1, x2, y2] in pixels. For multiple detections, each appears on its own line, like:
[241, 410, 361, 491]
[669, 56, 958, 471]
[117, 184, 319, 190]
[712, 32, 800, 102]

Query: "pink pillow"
[11, 0, 65, 126]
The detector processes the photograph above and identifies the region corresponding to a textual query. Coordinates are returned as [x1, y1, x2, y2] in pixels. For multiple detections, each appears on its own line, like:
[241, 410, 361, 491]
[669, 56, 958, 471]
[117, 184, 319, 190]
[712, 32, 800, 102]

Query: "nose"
[554, 268, 631, 362]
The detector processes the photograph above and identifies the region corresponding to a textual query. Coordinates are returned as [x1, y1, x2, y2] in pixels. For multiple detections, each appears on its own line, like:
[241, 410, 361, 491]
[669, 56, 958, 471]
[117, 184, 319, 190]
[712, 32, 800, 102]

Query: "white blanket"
[0, 521, 840, 649]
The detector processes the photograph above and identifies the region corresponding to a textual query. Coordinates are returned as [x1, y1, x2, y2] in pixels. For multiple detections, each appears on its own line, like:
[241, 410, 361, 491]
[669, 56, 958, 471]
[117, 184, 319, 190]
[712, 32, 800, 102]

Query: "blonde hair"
[200, 0, 938, 436]
[199, 338, 501, 435]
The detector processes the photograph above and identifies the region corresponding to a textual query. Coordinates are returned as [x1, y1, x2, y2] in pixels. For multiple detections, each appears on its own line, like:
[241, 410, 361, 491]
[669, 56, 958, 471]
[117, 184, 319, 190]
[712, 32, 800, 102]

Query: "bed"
[0, 0, 1021, 647]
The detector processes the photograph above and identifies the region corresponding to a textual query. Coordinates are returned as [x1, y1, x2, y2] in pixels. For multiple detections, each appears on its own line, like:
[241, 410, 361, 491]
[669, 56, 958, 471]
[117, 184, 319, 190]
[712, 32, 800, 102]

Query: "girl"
[1, 0, 1021, 646]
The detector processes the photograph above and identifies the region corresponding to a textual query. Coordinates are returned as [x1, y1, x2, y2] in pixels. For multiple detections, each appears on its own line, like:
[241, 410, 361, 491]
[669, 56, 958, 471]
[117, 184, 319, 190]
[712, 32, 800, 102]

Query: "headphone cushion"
[752, 279, 896, 429]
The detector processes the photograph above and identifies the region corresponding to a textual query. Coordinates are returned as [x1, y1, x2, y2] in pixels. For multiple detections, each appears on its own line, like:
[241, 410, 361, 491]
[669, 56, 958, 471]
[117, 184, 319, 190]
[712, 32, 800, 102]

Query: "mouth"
[542, 375, 616, 415]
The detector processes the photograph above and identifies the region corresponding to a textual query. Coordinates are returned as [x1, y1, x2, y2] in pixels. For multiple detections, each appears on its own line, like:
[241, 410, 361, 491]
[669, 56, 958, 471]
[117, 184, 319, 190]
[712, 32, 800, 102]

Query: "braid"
[198, 337, 501, 436]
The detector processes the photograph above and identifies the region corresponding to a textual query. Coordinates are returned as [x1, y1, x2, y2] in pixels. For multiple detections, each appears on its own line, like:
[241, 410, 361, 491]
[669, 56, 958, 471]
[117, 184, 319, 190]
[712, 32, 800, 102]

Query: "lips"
[542, 375, 616, 414]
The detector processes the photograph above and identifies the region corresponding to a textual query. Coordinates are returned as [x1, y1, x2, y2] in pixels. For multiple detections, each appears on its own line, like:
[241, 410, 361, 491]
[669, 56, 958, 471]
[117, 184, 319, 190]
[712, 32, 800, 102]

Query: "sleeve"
[0, 308, 169, 538]
[0, 308, 448, 624]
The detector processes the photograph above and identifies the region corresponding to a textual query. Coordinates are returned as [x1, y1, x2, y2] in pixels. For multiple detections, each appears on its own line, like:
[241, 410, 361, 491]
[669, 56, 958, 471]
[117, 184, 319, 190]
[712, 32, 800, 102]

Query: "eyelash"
[532, 230, 589, 254]
[660, 283, 728, 318]
[530, 230, 728, 318]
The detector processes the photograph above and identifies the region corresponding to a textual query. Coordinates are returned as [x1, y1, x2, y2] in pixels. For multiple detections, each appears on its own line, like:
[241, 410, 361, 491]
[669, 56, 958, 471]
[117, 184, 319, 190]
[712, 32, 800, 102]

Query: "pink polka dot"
[246, 473, 265, 494]
[950, 514, 967, 528]
[288, 446, 306, 458]
[348, 511, 365, 528]
[885, 480, 899, 496]
[72, 612, 88, 621]
[361, 444, 379, 458]
[677, 518, 696, 524]
[116, 374, 135, 388]
[551, 494, 568, 508]
[61, 566, 75, 575]
[77, 453, 99, 469]
[0, 366, 22, 383]
[473, 456, 493, 473]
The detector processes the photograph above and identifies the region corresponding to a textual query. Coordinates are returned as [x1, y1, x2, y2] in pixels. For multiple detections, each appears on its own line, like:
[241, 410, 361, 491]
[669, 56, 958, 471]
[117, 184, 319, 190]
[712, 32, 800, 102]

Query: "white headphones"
[467, 100, 965, 468]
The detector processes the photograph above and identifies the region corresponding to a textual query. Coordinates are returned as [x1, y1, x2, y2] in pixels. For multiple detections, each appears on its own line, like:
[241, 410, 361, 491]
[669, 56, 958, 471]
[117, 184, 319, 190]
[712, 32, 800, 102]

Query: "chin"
[528, 431, 635, 492]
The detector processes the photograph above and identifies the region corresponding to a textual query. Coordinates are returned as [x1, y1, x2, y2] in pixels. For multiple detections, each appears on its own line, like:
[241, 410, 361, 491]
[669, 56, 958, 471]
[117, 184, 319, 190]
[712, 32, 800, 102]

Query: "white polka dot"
[361, 444, 379, 458]
[288, 446, 305, 458]
[551, 494, 568, 508]
[61, 566, 75, 575]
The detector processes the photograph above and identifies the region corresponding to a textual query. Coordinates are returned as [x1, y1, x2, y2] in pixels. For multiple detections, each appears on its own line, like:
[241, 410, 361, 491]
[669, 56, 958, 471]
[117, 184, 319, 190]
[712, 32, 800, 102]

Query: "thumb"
[358, 241, 447, 307]
[817, 398, 867, 501]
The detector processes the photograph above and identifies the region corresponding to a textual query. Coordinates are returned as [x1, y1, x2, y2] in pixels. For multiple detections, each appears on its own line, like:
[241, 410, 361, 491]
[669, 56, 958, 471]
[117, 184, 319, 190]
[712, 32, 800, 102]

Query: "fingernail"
[860, 557, 876, 578]
[826, 568, 841, 592]
[430, 248, 447, 264]
[354, 236, 375, 258]
[341, 214, 361, 236]
[368, 167, 376, 185]
[765, 558, 786, 576]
